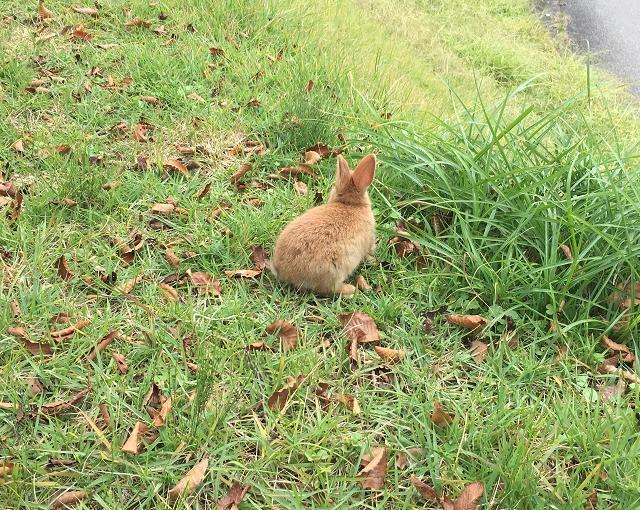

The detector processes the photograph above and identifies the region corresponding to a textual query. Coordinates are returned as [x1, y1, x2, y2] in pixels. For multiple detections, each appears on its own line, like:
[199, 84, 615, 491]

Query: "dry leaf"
[102, 180, 121, 191]
[50, 319, 90, 340]
[168, 456, 209, 501]
[279, 164, 314, 176]
[355, 275, 371, 291]
[304, 80, 314, 93]
[51, 490, 87, 508]
[9, 192, 23, 221]
[265, 320, 298, 352]
[126, 17, 152, 28]
[216, 481, 250, 510]
[410, 475, 439, 501]
[62, 197, 77, 208]
[223, 269, 261, 279]
[0, 462, 14, 477]
[72, 6, 98, 17]
[8, 327, 53, 355]
[601, 336, 635, 363]
[303, 150, 321, 164]
[267, 374, 304, 411]
[159, 282, 179, 302]
[374, 346, 405, 363]
[246, 340, 271, 351]
[209, 47, 224, 56]
[118, 274, 143, 294]
[112, 352, 128, 374]
[0, 181, 18, 197]
[293, 180, 308, 195]
[446, 314, 488, 332]
[251, 246, 268, 270]
[99, 402, 111, 429]
[453, 481, 484, 510]
[559, 244, 573, 261]
[151, 203, 175, 215]
[40, 388, 90, 416]
[338, 312, 380, 343]
[152, 396, 172, 427]
[71, 25, 92, 40]
[140, 95, 159, 105]
[38, 0, 54, 19]
[164, 159, 189, 177]
[358, 448, 388, 490]
[585, 490, 598, 510]
[231, 163, 252, 184]
[599, 379, 626, 402]
[470, 340, 488, 363]
[305, 143, 340, 159]
[431, 400, 454, 426]
[9, 300, 21, 319]
[335, 393, 361, 415]
[11, 139, 24, 153]
[122, 421, 147, 454]
[188, 271, 222, 296]
[56, 255, 74, 281]
[133, 122, 153, 143]
[25, 374, 45, 396]
[86, 330, 118, 361]
[164, 248, 180, 268]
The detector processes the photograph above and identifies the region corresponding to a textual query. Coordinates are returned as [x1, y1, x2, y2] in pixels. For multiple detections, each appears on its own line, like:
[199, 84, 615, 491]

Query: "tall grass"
[371, 91, 640, 342]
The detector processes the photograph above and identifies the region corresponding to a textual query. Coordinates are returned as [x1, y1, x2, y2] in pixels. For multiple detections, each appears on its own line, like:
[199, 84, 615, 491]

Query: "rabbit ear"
[335, 154, 351, 187]
[352, 154, 376, 191]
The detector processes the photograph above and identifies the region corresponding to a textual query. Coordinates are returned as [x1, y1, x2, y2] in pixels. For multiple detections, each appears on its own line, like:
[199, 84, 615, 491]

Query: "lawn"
[1, 0, 639, 509]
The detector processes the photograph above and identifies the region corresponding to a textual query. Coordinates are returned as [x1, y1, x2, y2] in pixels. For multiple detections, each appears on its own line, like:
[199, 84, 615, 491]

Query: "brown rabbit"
[271, 153, 377, 296]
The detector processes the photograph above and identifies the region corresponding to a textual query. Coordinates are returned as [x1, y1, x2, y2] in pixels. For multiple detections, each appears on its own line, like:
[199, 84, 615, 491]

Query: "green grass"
[1, 0, 639, 509]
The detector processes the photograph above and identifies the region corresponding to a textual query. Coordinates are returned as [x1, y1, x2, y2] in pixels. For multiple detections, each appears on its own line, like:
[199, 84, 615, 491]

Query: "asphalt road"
[559, 0, 640, 94]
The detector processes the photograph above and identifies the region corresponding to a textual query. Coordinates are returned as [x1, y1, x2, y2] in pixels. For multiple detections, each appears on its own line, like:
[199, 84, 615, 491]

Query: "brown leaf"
[151, 203, 175, 215]
[410, 475, 439, 501]
[71, 25, 93, 40]
[293, 180, 308, 195]
[585, 490, 598, 510]
[0, 462, 14, 477]
[86, 330, 118, 361]
[56, 255, 74, 281]
[51, 490, 87, 508]
[9, 299, 21, 319]
[217, 481, 250, 510]
[231, 163, 252, 184]
[99, 402, 111, 429]
[599, 378, 626, 402]
[132, 122, 153, 143]
[601, 336, 635, 363]
[338, 312, 380, 343]
[223, 269, 261, 279]
[303, 150, 321, 164]
[431, 400, 455, 426]
[136, 155, 149, 171]
[159, 282, 180, 302]
[61, 197, 77, 208]
[140, 95, 159, 105]
[168, 456, 209, 501]
[358, 447, 388, 490]
[304, 80, 314, 93]
[453, 481, 484, 510]
[209, 47, 225, 56]
[374, 346, 405, 363]
[470, 340, 489, 363]
[267, 374, 304, 411]
[246, 98, 261, 108]
[25, 374, 45, 396]
[50, 319, 90, 340]
[246, 340, 271, 351]
[609, 281, 640, 309]
[445, 313, 488, 332]
[0, 181, 18, 197]
[164, 248, 180, 269]
[72, 6, 98, 17]
[126, 17, 152, 28]
[152, 396, 172, 427]
[164, 159, 189, 177]
[118, 274, 143, 294]
[187, 91, 204, 102]
[188, 271, 222, 296]
[8, 327, 53, 355]
[335, 393, 361, 415]
[266, 320, 298, 352]
[305, 143, 340, 159]
[196, 182, 211, 199]
[559, 244, 573, 261]
[112, 352, 128, 374]
[11, 139, 24, 153]
[121, 421, 148, 454]
[102, 180, 121, 191]
[40, 388, 90, 416]
[355, 275, 371, 291]
[279, 164, 315, 177]
[251, 246, 268, 270]
[9, 192, 23, 221]
[38, 0, 54, 19]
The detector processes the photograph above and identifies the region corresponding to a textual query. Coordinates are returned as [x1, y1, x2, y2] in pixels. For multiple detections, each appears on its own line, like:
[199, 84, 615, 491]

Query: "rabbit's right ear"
[335, 155, 351, 188]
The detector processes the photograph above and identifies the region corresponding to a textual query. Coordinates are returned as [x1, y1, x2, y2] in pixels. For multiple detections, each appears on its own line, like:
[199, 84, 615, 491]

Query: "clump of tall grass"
[371, 93, 640, 340]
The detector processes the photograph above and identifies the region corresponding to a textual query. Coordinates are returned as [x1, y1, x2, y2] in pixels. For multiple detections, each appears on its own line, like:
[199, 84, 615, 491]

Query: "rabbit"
[271, 153, 377, 297]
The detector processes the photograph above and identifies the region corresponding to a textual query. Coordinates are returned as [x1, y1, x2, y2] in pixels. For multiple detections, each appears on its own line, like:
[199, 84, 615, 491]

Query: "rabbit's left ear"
[352, 154, 376, 191]
[335, 154, 351, 189]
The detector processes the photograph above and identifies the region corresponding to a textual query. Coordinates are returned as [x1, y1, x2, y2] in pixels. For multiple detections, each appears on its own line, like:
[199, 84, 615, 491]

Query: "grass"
[1, 0, 639, 509]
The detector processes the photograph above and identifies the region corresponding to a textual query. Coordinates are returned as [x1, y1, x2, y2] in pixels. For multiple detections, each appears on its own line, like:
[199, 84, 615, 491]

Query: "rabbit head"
[328, 154, 376, 206]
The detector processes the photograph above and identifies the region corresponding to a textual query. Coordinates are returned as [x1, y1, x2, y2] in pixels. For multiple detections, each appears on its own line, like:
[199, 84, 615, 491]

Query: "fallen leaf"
[223, 269, 261, 279]
[335, 393, 361, 415]
[303, 150, 321, 165]
[72, 6, 98, 17]
[374, 346, 405, 363]
[279, 164, 314, 176]
[355, 275, 371, 291]
[86, 331, 118, 361]
[39, 388, 90, 416]
[188, 271, 222, 296]
[267, 374, 304, 411]
[8, 327, 53, 355]
[452, 481, 484, 510]
[159, 282, 180, 302]
[0, 181, 18, 197]
[304, 80, 314, 93]
[246, 340, 271, 351]
[102, 180, 121, 191]
[151, 203, 175, 215]
[187, 91, 205, 102]
[112, 352, 128, 374]
[71, 25, 92, 40]
[470, 340, 489, 363]
[585, 490, 598, 510]
[338, 312, 380, 343]
[601, 336, 635, 363]
[62, 197, 77, 208]
[9, 192, 23, 221]
[51, 490, 87, 508]
[609, 281, 640, 309]
[121, 421, 148, 454]
[168, 456, 209, 501]
[164, 248, 180, 268]
[231, 163, 252, 184]
[0, 462, 14, 477]
[152, 396, 172, 427]
[56, 144, 72, 155]
[118, 274, 143, 294]
[99, 402, 111, 429]
[410, 475, 439, 501]
[209, 47, 224, 56]
[136, 155, 149, 171]
[38, 0, 54, 19]
[9, 300, 21, 318]
[293, 180, 308, 195]
[25, 374, 45, 396]
[11, 139, 24, 153]
[164, 159, 189, 177]
[431, 400, 454, 426]
[250, 246, 268, 270]
[265, 320, 298, 352]
[358, 447, 388, 490]
[305, 143, 340, 159]
[195, 182, 211, 200]
[599, 378, 626, 402]
[126, 17, 152, 28]
[140, 95, 159, 105]
[445, 314, 488, 332]
[217, 481, 250, 510]
[48, 313, 70, 324]
[50, 319, 90, 340]
[246, 98, 261, 108]
[132, 122, 153, 143]
[559, 244, 573, 261]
